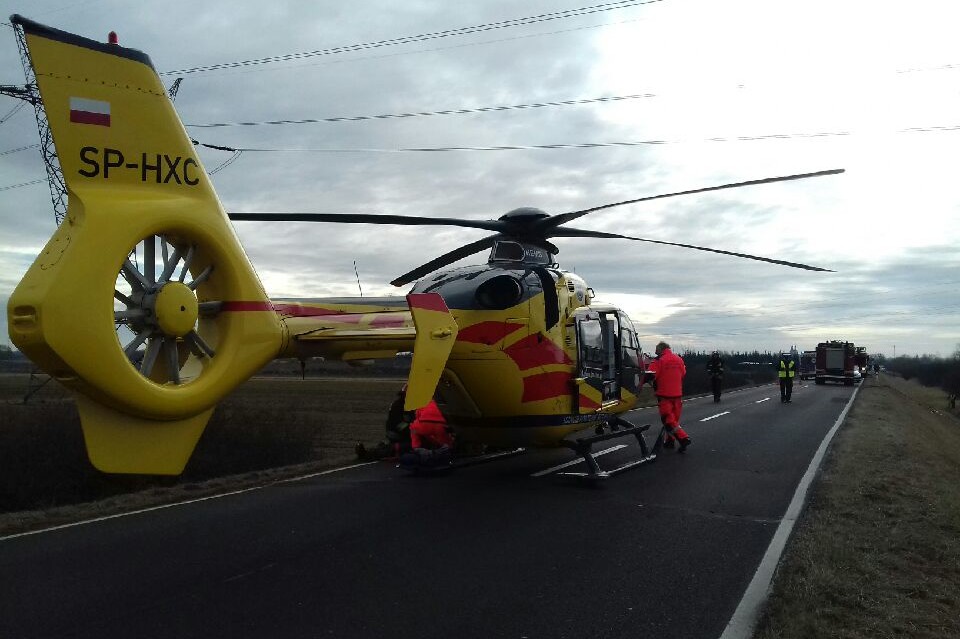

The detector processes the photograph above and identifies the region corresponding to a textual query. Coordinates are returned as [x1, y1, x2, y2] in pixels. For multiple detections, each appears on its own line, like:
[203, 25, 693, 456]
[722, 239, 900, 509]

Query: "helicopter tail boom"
[7, 16, 283, 474]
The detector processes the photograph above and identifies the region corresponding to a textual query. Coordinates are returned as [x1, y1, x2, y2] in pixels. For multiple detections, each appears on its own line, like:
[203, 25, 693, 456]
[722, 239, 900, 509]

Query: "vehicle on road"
[799, 350, 817, 380]
[815, 340, 857, 386]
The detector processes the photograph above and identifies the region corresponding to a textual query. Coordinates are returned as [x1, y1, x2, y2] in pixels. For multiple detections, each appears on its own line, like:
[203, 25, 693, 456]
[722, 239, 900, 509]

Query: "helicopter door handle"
[431, 327, 455, 338]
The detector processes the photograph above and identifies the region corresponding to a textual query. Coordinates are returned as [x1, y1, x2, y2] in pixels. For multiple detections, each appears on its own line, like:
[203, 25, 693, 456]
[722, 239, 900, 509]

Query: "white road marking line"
[530, 444, 627, 477]
[720, 378, 864, 639]
[755, 397, 771, 404]
[700, 411, 730, 422]
[0, 462, 377, 542]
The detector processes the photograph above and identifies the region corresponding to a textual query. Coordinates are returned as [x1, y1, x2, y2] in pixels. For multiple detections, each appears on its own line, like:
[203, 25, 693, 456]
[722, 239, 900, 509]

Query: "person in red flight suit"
[409, 399, 453, 449]
[399, 399, 454, 470]
[647, 341, 692, 452]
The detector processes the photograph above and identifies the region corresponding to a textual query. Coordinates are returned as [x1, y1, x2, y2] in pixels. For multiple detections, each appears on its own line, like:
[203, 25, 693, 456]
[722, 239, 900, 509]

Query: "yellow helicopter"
[5, 15, 842, 477]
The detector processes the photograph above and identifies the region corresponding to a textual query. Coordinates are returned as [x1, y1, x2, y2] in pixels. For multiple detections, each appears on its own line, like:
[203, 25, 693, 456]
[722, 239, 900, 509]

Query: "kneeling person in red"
[409, 399, 453, 449]
[401, 399, 454, 469]
[647, 341, 692, 452]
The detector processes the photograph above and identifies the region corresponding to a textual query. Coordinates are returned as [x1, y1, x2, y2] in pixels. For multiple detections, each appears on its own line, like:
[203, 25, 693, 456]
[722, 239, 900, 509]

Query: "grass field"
[754, 374, 960, 638]
[0, 374, 402, 533]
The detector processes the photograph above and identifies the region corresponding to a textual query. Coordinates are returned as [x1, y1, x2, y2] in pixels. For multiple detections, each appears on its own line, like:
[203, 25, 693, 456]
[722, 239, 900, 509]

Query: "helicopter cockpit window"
[490, 241, 526, 262]
[617, 311, 641, 368]
[579, 316, 620, 400]
[578, 319, 604, 371]
[489, 241, 551, 265]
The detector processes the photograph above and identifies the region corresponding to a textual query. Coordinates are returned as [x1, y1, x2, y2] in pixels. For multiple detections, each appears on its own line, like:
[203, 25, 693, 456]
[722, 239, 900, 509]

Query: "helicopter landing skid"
[398, 447, 526, 474]
[452, 447, 526, 469]
[558, 417, 663, 480]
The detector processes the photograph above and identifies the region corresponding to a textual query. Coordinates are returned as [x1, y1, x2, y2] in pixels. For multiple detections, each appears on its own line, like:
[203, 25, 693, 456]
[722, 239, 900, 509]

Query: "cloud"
[2, 0, 958, 356]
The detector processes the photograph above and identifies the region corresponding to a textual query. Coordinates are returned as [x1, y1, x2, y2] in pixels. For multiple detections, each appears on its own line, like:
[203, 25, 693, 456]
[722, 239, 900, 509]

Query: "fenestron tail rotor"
[114, 234, 223, 385]
[228, 168, 845, 283]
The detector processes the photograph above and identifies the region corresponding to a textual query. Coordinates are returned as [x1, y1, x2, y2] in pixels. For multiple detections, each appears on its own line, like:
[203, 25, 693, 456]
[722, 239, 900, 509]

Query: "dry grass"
[754, 374, 960, 638]
[0, 374, 401, 535]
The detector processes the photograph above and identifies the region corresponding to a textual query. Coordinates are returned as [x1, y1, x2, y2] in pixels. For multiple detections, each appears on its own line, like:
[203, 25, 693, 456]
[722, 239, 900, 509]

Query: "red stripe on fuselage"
[521, 371, 573, 403]
[270, 303, 353, 317]
[504, 334, 572, 370]
[456, 321, 525, 345]
[578, 394, 601, 410]
[221, 301, 375, 323]
[221, 301, 274, 312]
[407, 293, 449, 312]
[370, 314, 409, 327]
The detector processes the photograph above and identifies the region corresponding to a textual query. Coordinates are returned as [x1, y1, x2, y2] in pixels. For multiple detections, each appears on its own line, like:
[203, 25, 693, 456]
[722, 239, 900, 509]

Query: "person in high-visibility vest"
[778, 353, 796, 403]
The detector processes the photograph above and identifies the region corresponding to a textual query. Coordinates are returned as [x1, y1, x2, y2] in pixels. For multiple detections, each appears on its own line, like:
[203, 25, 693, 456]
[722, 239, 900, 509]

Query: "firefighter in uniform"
[707, 351, 725, 403]
[647, 341, 692, 452]
[778, 353, 796, 403]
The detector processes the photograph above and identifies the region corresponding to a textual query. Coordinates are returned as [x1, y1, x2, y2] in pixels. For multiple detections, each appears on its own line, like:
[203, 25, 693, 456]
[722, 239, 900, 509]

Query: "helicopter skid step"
[451, 446, 526, 469]
[557, 417, 663, 480]
[398, 447, 526, 474]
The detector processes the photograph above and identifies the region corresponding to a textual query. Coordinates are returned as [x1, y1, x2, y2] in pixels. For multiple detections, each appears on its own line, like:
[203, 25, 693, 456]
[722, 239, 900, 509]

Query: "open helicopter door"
[573, 309, 621, 413]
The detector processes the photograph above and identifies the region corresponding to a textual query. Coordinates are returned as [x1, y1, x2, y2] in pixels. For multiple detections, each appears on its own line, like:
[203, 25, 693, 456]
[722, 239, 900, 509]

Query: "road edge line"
[718, 382, 863, 639]
[0, 462, 376, 542]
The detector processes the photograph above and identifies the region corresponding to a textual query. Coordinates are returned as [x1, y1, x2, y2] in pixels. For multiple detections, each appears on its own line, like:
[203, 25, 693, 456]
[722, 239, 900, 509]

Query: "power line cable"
[0, 100, 26, 124]
[0, 178, 45, 191]
[193, 123, 960, 154]
[7, 123, 958, 189]
[619, 285, 960, 328]
[194, 13, 652, 80]
[208, 149, 243, 174]
[897, 62, 960, 74]
[160, 0, 663, 75]
[0, 143, 39, 156]
[185, 93, 655, 128]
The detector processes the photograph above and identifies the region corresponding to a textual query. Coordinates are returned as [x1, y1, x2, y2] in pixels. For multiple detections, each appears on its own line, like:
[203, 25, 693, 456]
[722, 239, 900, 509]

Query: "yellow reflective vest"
[779, 359, 796, 378]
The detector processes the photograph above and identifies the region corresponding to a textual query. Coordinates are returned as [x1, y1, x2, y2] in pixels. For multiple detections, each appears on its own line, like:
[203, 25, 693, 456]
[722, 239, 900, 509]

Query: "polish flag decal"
[69, 97, 111, 126]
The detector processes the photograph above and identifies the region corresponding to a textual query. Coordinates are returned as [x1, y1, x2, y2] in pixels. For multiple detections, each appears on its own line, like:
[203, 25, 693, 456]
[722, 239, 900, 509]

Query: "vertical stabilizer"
[7, 16, 284, 474]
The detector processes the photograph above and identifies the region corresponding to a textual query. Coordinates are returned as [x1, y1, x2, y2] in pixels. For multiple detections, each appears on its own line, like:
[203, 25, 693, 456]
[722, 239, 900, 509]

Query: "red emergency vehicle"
[815, 341, 857, 386]
[799, 350, 817, 380]
[854, 347, 871, 378]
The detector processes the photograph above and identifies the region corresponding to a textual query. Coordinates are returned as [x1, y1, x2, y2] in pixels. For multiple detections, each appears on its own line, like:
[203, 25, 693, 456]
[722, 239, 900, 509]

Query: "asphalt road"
[0, 381, 856, 639]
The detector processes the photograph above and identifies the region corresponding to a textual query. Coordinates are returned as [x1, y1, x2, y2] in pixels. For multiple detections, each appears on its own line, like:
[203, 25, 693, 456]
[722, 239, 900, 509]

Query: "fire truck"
[815, 340, 857, 385]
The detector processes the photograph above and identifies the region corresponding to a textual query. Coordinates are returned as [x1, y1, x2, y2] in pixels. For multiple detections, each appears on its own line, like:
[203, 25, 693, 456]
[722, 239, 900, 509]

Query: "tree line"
[884, 348, 960, 408]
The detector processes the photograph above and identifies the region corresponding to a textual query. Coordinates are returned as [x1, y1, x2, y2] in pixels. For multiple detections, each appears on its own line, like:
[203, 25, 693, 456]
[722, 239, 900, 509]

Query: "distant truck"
[855, 347, 871, 378]
[799, 350, 817, 380]
[815, 341, 857, 386]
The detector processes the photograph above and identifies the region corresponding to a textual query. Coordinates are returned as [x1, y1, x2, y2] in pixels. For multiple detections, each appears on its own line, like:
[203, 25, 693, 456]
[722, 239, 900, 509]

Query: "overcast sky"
[2, 0, 958, 357]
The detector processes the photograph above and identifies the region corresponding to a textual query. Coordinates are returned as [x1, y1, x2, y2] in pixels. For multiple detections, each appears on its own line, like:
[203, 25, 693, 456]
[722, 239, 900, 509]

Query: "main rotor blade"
[544, 168, 845, 231]
[551, 227, 833, 272]
[390, 235, 503, 287]
[229, 212, 507, 233]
